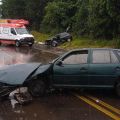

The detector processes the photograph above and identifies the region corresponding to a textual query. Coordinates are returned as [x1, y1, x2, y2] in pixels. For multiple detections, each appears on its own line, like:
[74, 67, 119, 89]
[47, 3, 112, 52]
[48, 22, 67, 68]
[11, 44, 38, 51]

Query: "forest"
[1, 0, 120, 39]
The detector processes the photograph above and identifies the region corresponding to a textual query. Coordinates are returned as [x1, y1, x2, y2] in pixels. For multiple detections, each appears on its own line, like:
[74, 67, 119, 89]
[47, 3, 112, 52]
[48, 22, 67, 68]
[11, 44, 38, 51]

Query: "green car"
[28, 48, 120, 97]
[0, 48, 120, 97]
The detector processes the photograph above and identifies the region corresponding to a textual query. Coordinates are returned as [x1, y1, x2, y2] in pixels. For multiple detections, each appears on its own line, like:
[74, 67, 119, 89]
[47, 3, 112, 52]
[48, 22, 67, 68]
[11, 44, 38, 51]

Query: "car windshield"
[58, 32, 69, 37]
[15, 28, 29, 35]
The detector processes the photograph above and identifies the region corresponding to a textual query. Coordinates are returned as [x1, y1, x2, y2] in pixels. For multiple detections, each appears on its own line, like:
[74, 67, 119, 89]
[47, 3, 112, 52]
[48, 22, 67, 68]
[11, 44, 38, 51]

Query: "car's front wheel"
[28, 80, 46, 97]
[15, 41, 21, 47]
[115, 82, 120, 97]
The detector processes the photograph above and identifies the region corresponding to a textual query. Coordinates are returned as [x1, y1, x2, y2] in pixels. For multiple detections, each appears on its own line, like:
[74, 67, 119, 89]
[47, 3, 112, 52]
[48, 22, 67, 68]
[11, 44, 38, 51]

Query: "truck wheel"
[15, 41, 20, 47]
[28, 80, 46, 97]
[115, 82, 120, 97]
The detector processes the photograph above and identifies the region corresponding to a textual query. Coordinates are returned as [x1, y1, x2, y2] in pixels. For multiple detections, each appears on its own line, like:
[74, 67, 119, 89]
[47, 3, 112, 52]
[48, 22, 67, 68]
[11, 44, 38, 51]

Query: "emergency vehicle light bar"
[0, 19, 29, 25]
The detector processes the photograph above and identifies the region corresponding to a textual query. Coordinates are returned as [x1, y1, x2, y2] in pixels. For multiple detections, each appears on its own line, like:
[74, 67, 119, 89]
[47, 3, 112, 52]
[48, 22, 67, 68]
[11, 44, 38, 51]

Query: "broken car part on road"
[9, 87, 32, 108]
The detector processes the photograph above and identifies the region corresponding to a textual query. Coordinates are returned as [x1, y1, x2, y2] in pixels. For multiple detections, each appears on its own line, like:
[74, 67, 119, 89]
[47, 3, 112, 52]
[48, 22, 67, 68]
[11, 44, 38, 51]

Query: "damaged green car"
[0, 48, 120, 97]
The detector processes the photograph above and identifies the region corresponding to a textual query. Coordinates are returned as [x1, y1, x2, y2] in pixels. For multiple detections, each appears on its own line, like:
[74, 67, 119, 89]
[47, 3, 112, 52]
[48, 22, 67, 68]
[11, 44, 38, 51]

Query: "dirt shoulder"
[33, 43, 67, 56]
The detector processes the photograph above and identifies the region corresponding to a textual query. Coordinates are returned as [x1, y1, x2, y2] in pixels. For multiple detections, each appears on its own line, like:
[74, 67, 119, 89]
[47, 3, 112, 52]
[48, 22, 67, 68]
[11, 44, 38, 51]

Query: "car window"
[11, 28, 16, 35]
[92, 50, 110, 63]
[59, 32, 68, 38]
[62, 50, 88, 64]
[62, 32, 67, 35]
[116, 51, 120, 57]
[3, 27, 9, 34]
[111, 51, 119, 63]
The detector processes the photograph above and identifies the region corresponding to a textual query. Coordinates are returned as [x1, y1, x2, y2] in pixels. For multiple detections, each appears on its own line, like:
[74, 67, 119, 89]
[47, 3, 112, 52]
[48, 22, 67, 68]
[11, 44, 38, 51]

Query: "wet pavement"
[0, 45, 58, 66]
[0, 45, 120, 120]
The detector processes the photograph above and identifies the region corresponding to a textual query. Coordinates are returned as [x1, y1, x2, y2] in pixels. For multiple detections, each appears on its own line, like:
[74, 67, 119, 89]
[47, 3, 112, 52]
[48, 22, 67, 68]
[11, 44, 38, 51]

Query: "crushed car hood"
[31, 64, 51, 77]
[0, 63, 41, 85]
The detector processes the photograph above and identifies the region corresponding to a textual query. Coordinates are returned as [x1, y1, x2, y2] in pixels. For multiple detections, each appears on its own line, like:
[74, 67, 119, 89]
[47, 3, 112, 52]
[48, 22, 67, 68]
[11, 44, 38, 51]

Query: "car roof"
[69, 48, 120, 52]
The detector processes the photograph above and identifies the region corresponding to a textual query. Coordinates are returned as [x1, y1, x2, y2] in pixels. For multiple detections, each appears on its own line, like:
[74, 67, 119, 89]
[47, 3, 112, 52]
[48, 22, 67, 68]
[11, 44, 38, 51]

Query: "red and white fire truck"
[0, 19, 34, 47]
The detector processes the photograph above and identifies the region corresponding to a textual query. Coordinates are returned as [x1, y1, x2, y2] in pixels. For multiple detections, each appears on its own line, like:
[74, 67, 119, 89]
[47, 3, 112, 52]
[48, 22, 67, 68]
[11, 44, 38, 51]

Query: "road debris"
[9, 87, 32, 109]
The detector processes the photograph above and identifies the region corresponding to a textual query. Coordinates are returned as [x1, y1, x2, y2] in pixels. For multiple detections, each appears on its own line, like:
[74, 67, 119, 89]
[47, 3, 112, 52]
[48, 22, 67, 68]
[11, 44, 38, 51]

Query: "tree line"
[1, 0, 120, 39]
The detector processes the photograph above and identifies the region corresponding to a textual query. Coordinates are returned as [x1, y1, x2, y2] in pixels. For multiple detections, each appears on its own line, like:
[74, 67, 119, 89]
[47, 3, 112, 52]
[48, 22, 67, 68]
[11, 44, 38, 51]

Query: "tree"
[2, 0, 26, 18]
[88, 0, 120, 39]
[1, 0, 120, 38]
[106, 0, 120, 37]
[25, 0, 49, 30]
[1, 0, 49, 30]
[41, 1, 76, 33]
[73, 0, 89, 36]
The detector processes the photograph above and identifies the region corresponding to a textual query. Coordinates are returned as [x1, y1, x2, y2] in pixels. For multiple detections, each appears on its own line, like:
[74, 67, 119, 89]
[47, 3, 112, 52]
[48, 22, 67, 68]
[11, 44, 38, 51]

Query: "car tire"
[28, 80, 46, 97]
[29, 44, 33, 47]
[51, 41, 58, 47]
[116, 82, 120, 97]
[15, 41, 20, 47]
[67, 38, 71, 42]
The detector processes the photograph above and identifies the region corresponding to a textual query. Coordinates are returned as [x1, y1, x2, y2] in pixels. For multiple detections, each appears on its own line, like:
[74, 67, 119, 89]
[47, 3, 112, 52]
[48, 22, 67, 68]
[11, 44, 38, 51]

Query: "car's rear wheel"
[51, 41, 58, 47]
[67, 38, 71, 42]
[67, 37, 72, 42]
[28, 80, 46, 97]
[115, 82, 120, 97]
[15, 41, 21, 47]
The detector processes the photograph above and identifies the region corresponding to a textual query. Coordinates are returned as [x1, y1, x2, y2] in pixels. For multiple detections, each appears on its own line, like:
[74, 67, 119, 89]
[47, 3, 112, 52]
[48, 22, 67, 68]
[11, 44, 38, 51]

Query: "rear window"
[116, 51, 120, 57]
[110, 51, 119, 63]
[92, 50, 110, 63]
[116, 50, 120, 60]
[59, 32, 69, 37]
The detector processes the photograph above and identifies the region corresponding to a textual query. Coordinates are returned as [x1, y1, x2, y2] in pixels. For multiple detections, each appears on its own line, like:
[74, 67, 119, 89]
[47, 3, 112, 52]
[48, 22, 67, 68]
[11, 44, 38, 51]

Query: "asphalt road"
[0, 45, 120, 120]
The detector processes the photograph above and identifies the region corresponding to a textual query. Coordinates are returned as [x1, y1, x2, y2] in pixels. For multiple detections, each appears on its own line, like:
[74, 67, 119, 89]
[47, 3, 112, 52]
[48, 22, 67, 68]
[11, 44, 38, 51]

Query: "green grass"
[31, 31, 50, 42]
[61, 38, 116, 50]
[32, 31, 119, 49]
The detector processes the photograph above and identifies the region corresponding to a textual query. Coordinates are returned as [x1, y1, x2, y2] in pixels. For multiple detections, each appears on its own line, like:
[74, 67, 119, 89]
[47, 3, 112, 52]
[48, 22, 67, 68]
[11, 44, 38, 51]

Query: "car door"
[53, 50, 89, 87]
[88, 49, 120, 87]
[9, 28, 17, 40]
[1, 27, 9, 40]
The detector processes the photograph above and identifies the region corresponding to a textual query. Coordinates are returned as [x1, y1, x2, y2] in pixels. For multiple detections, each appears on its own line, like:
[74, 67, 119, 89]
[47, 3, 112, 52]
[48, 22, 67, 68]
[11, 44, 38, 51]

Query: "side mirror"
[56, 60, 63, 66]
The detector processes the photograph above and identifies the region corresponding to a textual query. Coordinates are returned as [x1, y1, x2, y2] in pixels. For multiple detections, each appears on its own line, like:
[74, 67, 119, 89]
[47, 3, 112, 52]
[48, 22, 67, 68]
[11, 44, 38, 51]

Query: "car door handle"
[80, 67, 87, 72]
[115, 67, 120, 71]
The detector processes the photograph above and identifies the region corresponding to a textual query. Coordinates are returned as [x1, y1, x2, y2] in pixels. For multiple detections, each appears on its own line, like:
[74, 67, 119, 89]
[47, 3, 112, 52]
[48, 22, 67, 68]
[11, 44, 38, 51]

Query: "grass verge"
[32, 31, 120, 49]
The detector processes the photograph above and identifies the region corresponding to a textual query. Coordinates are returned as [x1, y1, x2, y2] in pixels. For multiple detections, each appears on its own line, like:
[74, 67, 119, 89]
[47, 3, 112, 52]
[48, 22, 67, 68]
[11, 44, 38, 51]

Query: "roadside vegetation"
[31, 31, 50, 42]
[1, 0, 120, 49]
[32, 31, 120, 49]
